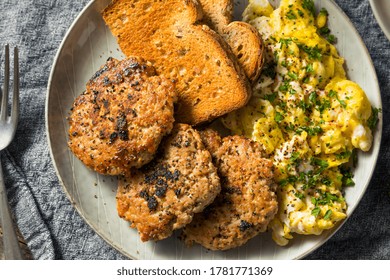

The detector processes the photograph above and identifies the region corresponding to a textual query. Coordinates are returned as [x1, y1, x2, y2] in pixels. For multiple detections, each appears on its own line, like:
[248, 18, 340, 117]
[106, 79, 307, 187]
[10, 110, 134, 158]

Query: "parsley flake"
[302, 0, 315, 17]
[312, 207, 321, 217]
[306, 63, 314, 73]
[264, 92, 278, 103]
[286, 10, 297, 20]
[328, 90, 347, 108]
[367, 107, 381, 130]
[298, 44, 323, 60]
[275, 111, 285, 123]
[294, 191, 305, 200]
[319, 8, 329, 17]
[323, 209, 333, 220]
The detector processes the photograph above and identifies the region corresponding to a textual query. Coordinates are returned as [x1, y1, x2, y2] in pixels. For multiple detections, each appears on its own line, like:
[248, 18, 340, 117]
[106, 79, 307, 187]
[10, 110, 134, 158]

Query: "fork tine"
[1, 44, 10, 121]
[11, 46, 19, 124]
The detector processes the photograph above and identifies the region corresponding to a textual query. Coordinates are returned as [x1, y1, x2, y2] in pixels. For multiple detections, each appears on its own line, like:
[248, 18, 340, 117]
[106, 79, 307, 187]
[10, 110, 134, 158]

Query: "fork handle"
[0, 154, 23, 260]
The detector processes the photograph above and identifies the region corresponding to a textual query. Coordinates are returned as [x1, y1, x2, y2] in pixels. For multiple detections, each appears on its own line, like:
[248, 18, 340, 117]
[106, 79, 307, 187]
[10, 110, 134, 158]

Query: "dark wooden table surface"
[0, 225, 34, 260]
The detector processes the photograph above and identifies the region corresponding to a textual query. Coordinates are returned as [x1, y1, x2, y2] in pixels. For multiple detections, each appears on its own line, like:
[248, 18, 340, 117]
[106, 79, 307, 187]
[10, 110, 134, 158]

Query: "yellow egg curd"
[223, 0, 378, 246]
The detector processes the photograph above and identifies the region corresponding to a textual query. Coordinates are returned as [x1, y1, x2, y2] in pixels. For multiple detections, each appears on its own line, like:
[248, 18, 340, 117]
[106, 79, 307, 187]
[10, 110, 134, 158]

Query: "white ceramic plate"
[369, 0, 390, 41]
[46, 0, 382, 259]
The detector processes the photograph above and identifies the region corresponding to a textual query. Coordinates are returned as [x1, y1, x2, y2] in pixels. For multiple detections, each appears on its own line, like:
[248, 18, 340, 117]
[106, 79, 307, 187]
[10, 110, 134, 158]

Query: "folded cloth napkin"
[0, 0, 389, 260]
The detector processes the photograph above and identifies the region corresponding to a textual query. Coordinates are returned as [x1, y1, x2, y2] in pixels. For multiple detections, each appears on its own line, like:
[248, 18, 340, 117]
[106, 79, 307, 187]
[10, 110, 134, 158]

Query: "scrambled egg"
[223, 0, 378, 246]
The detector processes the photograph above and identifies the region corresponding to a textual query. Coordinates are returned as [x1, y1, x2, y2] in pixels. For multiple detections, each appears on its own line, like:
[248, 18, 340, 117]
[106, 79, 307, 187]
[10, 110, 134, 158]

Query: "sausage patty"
[183, 131, 278, 250]
[116, 124, 221, 242]
[68, 57, 177, 175]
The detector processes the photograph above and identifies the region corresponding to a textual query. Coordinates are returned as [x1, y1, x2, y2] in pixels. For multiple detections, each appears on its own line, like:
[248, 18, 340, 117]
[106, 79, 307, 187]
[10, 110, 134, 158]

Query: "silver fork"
[0, 44, 23, 260]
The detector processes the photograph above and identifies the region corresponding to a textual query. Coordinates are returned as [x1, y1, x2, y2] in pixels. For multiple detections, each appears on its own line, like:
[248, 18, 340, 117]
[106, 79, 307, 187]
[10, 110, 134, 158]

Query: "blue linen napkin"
[0, 0, 389, 259]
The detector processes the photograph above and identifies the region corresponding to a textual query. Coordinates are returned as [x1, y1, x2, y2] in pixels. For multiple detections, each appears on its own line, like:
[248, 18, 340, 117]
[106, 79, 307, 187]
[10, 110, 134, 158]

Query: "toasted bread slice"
[222, 21, 264, 82]
[102, 0, 251, 125]
[198, 0, 264, 82]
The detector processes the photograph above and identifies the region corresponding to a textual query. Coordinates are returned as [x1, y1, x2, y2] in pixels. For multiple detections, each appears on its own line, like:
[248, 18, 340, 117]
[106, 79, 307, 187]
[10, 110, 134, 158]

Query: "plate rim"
[45, 0, 133, 259]
[369, 0, 390, 42]
[45, 0, 383, 260]
[294, 0, 383, 259]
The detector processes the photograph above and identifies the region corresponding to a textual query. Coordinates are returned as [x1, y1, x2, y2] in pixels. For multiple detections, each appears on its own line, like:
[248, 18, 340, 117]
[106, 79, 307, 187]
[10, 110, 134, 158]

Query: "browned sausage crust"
[183, 133, 278, 250]
[68, 57, 177, 176]
[116, 124, 221, 242]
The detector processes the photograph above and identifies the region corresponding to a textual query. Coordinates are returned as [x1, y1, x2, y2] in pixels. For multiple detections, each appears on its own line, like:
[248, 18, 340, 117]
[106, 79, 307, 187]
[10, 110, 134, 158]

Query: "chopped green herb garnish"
[321, 176, 332, 186]
[279, 175, 298, 187]
[309, 126, 323, 136]
[289, 87, 297, 95]
[335, 150, 352, 160]
[296, 125, 323, 136]
[280, 38, 292, 47]
[311, 157, 329, 172]
[328, 90, 347, 108]
[306, 63, 314, 73]
[297, 100, 309, 112]
[262, 62, 277, 79]
[338, 99, 346, 108]
[312, 191, 341, 207]
[367, 107, 381, 130]
[286, 10, 297, 19]
[275, 111, 285, 123]
[285, 123, 295, 131]
[288, 71, 298, 80]
[264, 92, 278, 103]
[298, 44, 323, 60]
[279, 81, 290, 92]
[343, 178, 355, 187]
[278, 102, 287, 111]
[327, 34, 336, 44]
[328, 90, 336, 98]
[319, 8, 329, 16]
[317, 99, 331, 113]
[318, 26, 337, 44]
[309, 91, 317, 103]
[323, 209, 332, 220]
[302, 0, 315, 17]
[294, 191, 305, 200]
[312, 207, 321, 217]
[318, 26, 331, 36]
[290, 151, 301, 163]
[340, 166, 355, 187]
[288, 169, 335, 191]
